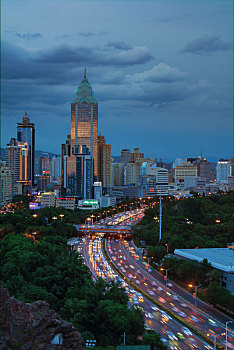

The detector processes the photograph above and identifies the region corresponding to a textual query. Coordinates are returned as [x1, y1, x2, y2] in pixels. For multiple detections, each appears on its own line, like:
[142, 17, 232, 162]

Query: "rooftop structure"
[174, 248, 234, 273]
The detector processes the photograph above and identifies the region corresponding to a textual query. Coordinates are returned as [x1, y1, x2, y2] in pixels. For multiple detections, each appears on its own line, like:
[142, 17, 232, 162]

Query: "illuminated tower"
[70, 68, 98, 179]
[17, 112, 35, 186]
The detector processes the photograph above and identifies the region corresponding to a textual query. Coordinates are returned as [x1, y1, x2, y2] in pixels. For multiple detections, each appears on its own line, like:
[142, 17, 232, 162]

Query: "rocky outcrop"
[0, 286, 85, 350]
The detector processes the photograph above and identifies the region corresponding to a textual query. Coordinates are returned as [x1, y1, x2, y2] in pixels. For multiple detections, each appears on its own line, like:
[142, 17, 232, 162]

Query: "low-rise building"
[174, 248, 234, 294]
[41, 192, 56, 207]
[56, 197, 75, 210]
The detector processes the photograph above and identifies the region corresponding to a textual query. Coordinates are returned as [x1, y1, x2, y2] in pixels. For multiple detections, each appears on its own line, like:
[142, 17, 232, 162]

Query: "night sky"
[2, 1, 233, 161]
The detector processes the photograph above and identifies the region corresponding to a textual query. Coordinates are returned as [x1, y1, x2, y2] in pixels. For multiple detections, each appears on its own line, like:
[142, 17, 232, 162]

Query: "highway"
[69, 208, 234, 349]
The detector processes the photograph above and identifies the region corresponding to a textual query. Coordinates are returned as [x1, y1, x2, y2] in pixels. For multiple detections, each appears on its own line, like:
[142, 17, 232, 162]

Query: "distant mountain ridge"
[0, 148, 58, 160]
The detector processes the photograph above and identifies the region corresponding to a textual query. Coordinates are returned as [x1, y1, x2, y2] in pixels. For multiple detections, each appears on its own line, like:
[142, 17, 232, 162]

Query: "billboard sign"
[29, 202, 38, 210]
[82, 199, 98, 206]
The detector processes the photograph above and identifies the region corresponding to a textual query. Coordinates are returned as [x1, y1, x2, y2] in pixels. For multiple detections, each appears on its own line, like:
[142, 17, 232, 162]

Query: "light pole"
[90, 215, 95, 225]
[189, 284, 201, 307]
[165, 243, 169, 253]
[59, 214, 64, 221]
[160, 268, 172, 287]
[159, 193, 162, 242]
[32, 232, 37, 245]
[226, 321, 232, 350]
[207, 333, 216, 350]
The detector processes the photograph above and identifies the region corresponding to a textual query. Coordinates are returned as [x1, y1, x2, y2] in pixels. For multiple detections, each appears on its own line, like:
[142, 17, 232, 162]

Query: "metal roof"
[174, 248, 234, 273]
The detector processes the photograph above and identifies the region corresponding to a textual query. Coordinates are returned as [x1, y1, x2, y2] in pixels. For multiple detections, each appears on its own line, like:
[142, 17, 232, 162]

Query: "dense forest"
[0, 197, 167, 349]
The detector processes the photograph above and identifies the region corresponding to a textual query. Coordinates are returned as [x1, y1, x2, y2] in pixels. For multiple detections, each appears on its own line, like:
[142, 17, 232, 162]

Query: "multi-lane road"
[69, 209, 234, 349]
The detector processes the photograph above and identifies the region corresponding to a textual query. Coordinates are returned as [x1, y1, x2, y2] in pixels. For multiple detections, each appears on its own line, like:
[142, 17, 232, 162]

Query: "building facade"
[216, 159, 231, 183]
[98, 134, 111, 188]
[17, 112, 35, 185]
[67, 145, 93, 199]
[69, 69, 98, 180]
[0, 163, 14, 206]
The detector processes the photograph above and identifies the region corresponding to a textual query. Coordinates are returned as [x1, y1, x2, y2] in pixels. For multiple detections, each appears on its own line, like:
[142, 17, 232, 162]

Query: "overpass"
[76, 224, 132, 235]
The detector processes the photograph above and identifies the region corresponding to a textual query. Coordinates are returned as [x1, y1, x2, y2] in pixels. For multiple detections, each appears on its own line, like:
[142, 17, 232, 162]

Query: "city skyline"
[1, 1, 233, 160]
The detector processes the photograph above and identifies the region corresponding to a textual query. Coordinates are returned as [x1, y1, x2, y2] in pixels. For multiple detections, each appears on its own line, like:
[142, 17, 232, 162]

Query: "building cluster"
[1, 70, 233, 208]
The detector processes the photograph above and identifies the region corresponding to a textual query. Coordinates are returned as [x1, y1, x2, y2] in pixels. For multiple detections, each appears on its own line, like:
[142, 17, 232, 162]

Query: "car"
[182, 327, 192, 336]
[177, 332, 185, 339]
[151, 305, 159, 311]
[190, 315, 198, 322]
[148, 290, 154, 295]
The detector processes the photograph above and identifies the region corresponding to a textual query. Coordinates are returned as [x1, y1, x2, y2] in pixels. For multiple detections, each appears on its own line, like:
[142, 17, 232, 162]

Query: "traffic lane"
[116, 240, 233, 347]
[129, 241, 234, 328]
[108, 239, 233, 349]
[107, 241, 212, 350]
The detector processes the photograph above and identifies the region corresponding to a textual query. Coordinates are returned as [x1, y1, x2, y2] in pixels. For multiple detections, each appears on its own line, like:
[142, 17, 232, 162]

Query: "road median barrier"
[102, 239, 224, 350]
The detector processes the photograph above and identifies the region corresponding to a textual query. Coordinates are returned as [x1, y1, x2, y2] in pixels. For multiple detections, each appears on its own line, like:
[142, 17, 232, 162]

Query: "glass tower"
[70, 68, 98, 180]
[17, 113, 35, 186]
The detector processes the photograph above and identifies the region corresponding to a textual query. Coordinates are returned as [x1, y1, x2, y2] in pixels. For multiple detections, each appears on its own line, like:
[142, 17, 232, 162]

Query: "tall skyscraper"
[70, 68, 98, 179]
[70, 145, 93, 199]
[17, 112, 35, 186]
[98, 134, 111, 189]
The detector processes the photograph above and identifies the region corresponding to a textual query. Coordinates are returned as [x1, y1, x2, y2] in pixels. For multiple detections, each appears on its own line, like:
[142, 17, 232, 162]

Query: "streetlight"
[160, 268, 172, 287]
[33, 214, 37, 218]
[32, 232, 37, 245]
[226, 321, 232, 350]
[59, 214, 64, 221]
[165, 243, 169, 253]
[52, 216, 57, 220]
[90, 214, 95, 225]
[207, 332, 216, 350]
[188, 284, 201, 307]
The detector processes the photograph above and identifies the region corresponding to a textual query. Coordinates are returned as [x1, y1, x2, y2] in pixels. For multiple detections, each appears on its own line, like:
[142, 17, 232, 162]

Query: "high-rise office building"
[111, 162, 124, 186]
[17, 112, 35, 186]
[5, 138, 29, 185]
[216, 159, 231, 183]
[51, 155, 61, 181]
[126, 162, 137, 185]
[98, 134, 111, 189]
[121, 149, 131, 166]
[69, 69, 98, 179]
[68, 145, 93, 199]
[0, 162, 14, 206]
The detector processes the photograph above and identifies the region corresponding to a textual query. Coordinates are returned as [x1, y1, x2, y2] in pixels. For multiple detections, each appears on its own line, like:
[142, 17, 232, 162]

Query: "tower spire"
[84, 67, 86, 79]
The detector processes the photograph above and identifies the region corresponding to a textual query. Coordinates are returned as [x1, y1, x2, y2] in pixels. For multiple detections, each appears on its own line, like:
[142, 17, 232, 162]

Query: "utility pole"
[159, 192, 162, 242]
[123, 332, 126, 346]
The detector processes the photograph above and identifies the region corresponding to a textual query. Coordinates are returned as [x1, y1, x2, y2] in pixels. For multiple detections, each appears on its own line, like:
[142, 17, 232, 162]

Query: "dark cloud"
[15, 32, 43, 40]
[35, 42, 154, 66]
[106, 41, 132, 50]
[180, 35, 231, 55]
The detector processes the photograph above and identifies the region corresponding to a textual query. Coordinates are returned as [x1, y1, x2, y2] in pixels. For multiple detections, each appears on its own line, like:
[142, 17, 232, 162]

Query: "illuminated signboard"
[83, 200, 98, 206]
[29, 202, 38, 210]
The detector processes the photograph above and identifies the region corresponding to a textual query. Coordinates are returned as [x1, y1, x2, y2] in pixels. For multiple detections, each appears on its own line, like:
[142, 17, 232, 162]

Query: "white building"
[93, 181, 102, 201]
[126, 163, 137, 185]
[41, 192, 56, 207]
[184, 176, 206, 194]
[56, 197, 75, 210]
[0, 163, 14, 206]
[216, 159, 231, 183]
